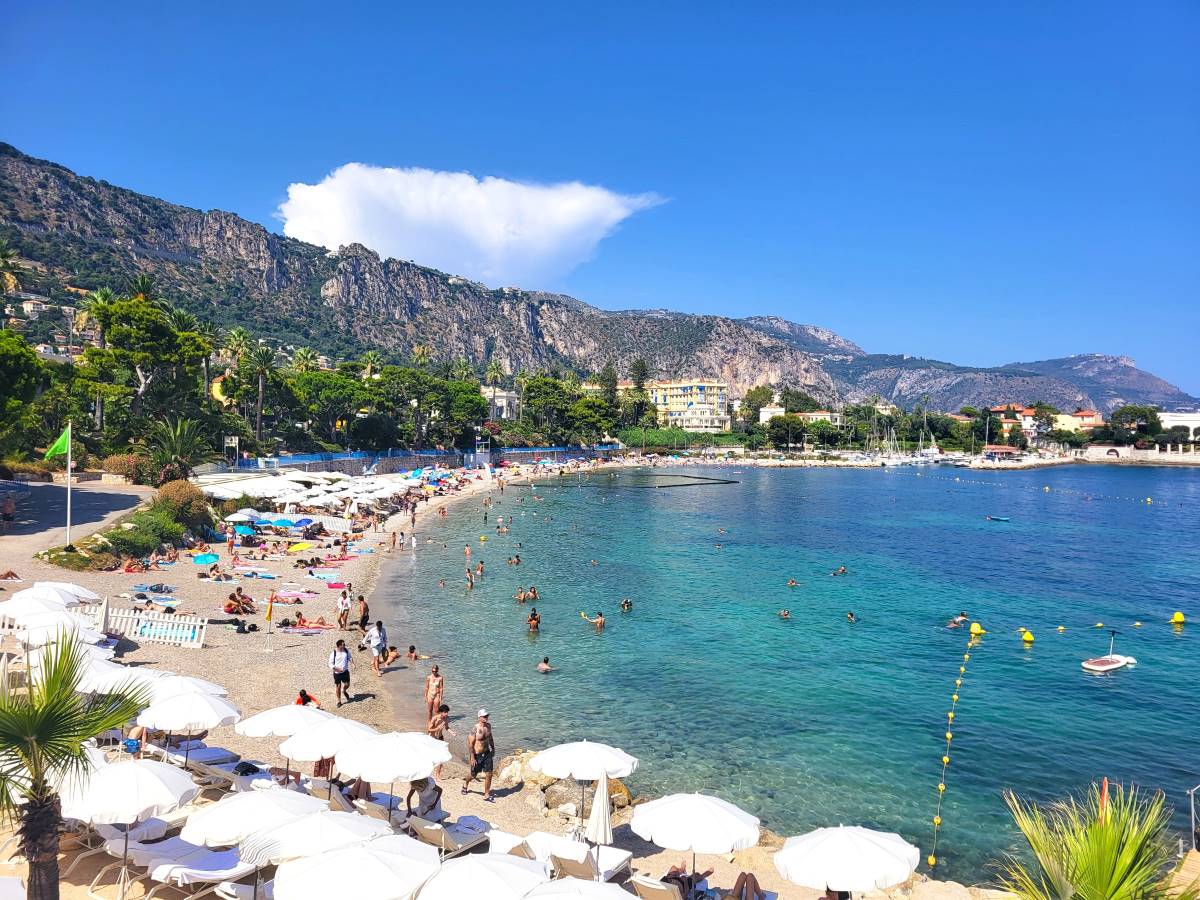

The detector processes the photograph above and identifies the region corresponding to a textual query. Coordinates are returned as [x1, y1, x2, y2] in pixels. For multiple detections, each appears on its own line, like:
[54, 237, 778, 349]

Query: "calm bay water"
[377, 464, 1200, 880]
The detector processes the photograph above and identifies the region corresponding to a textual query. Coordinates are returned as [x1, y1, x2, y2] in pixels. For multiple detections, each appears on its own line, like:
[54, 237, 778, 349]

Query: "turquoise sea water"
[377, 465, 1200, 880]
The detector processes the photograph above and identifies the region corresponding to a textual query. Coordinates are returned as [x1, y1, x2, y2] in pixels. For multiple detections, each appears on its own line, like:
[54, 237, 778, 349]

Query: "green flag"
[44, 424, 70, 460]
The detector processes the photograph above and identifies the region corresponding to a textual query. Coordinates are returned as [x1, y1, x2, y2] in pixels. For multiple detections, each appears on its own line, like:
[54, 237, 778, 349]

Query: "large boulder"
[495, 749, 558, 789]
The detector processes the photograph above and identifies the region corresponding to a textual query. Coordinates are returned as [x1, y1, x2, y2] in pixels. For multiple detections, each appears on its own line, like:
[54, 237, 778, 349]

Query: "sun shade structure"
[524, 878, 632, 898]
[773, 825, 920, 892]
[631, 792, 760, 873]
[409, 854, 547, 900]
[236, 704, 335, 738]
[240, 810, 391, 867]
[529, 740, 638, 780]
[180, 791, 328, 847]
[334, 732, 452, 783]
[136, 691, 240, 733]
[278, 716, 379, 762]
[272, 834, 438, 900]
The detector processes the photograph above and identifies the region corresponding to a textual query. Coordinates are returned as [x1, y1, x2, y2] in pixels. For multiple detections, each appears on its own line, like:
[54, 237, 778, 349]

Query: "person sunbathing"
[164, 546, 179, 562]
[0, 570, 21, 582]
[224, 594, 255, 615]
[194, 541, 211, 553]
[723, 872, 766, 900]
[295, 612, 331, 628]
[663, 861, 714, 897]
[123, 557, 146, 574]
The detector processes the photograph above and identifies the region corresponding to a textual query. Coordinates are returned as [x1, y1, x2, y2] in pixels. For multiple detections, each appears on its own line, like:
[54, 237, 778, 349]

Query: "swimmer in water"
[619, 598, 633, 612]
[581, 611, 605, 630]
[527, 608, 541, 632]
[846, 611, 858, 623]
[831, 566, 848, 576]
[537, 656, 553, 673]
[787, 578, 798, 587]
[947, 611, 969, 628]
[778, 609, 791, 620]
[438, 579, 445, 589]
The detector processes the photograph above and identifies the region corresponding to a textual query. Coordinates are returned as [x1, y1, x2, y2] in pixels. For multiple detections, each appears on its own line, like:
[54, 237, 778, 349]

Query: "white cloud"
[278, 163, 662, 286]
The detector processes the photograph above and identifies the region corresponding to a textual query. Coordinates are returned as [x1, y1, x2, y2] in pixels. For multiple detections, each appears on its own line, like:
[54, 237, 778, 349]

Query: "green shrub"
[131, 508, 185, 545]
[155, 480, 211, 530]
[101, 453, 142, 481]
[104, 528, 162, 558]
[0, 462, 12, 480]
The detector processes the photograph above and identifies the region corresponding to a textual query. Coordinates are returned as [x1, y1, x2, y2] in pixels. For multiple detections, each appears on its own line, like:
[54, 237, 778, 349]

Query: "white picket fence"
[100, 607, 208, 649]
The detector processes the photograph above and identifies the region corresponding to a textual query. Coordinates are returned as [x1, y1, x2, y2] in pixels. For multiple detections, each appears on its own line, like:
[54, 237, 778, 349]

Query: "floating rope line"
[899, 468, 1164, 505]
[538, 473, 740, 488]
[927, 624, 984, 871]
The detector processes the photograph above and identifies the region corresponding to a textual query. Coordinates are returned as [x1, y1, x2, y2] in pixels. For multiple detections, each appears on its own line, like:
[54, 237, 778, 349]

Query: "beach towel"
[133, 584, 177, 594]
[279, 626, 331, 634]
[325, 583, 346, 590]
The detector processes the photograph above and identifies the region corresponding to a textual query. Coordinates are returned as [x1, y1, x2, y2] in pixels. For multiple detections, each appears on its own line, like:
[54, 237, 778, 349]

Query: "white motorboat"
[1082, 630, 1137, 674]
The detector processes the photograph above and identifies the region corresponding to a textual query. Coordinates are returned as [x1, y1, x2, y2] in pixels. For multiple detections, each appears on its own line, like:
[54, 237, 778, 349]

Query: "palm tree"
[243, 345, 277, 441]
[410, 344, 432, 369]
[484, 360, 505, 419]
[223, 327, 252, 365]
[142, 417, 217, 478]
[997, 782, 1186, 900]
[360, 350, 384, 380]
[166, 307, 198, 334]
[451, 358, 475, 382]
[76, 287, 119, 429]
[291, 346, 319, 373]
[0, 237, 23, 293]
[126, 272, 165, 307]
[0, 640, 147, 900]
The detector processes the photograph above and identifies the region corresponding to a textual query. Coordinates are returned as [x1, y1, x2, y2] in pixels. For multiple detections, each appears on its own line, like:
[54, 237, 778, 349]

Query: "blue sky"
[4, 2, 1198, 392]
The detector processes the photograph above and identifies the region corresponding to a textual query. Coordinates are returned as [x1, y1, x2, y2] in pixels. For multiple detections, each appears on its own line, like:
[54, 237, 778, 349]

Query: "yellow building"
[647, 379, 731, 432]
[581, 377, 732, 432]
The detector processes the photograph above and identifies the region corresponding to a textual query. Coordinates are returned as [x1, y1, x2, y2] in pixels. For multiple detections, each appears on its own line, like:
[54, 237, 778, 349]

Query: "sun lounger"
[408, 816, 489, 859]
[327, 789, 358, 814]
[549, 846, 633, 882]
[156, 744, 240, 767]
[484, 830, 524, 854]
[354, 797, 407, 828]
[62, 816, 175, 877]
[215, 878, 274, 900]
[143, 847, 257, 900]
[630, 875, 686, 900]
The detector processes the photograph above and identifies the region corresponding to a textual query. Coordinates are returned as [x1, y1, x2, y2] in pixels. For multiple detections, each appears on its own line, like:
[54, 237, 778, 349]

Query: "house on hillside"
[795, 410, 845, 427]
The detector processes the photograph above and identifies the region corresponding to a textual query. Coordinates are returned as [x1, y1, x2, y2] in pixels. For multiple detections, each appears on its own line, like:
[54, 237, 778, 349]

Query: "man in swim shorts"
[462, 709, 495, 801]
[329, 639, 351, 706]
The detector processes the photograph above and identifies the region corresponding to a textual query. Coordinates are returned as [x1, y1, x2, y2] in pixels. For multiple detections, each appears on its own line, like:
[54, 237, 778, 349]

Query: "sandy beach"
[0, 465, 1004, 900]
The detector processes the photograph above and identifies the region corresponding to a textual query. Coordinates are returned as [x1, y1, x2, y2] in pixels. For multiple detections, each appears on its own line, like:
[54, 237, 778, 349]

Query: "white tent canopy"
[240, 810, 391, 867]
[137, 692, 240, 733]
[278, 717, 379, 763]
[236, 704, 335, 738]
[334, 732, 452, 784]
[529, 741, 638, 781]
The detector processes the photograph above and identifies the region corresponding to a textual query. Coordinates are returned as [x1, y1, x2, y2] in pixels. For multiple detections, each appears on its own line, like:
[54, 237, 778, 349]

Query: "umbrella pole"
[119, 827, 130, 900]
[252, 866, 260, 900]
[388, 780, 394, 814]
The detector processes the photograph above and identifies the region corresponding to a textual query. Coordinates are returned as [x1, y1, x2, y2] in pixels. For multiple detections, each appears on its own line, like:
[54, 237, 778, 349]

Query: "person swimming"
[947, 611, 969, 628]
[831, 566, 848, 576]
[537, 656, 553, 673]
[619, 598, 633, 612]
[527, 608, 541, 632]
[846, 611, 858, 623]
[581, 611, 605, 629]
[787, 578, 798, 587]
[778, 609, 791, 620]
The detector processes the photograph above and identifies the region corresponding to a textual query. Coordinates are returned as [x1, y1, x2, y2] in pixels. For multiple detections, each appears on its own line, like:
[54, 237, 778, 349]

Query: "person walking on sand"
[355, 595, 370, 635]
[462, 709, 495, 801]
[424, 665, 444, 722]
[365, 620, 387, 676]
[225, 524, 235, 555]
[427, 702, 452, 778]
[336, 590, 351, 630]
[1, 493, 15, 533]
[328, 639, 351, 707]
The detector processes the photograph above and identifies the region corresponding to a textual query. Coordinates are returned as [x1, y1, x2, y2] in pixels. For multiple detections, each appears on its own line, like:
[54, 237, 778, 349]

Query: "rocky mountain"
[1, 141, 1194, 414]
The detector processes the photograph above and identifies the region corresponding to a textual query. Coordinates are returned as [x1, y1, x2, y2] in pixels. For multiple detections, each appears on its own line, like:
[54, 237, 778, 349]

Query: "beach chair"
[408, 816, 489, 859]
[156, 743, 240, 768]
[214, 878, 274, 900]
[327, 789, 358, 814]
[629, 875, 685, 900]
[549, 845, 633, 882]
[142, 847, 257, 900]
[87, 835, 203, 900]
[62, 816, 178, 878]
[354, 797, 407, 828]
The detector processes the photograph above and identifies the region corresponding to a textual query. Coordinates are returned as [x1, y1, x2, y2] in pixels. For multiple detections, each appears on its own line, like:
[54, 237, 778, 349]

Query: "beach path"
[2, 479, 154, 562]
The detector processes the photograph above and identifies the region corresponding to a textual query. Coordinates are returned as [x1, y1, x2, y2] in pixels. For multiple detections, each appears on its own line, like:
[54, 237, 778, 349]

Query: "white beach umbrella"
[236, 507, 261, 517]
[27, 641, 115, 672]
[224, 512, 254, 523]
[631, 793, 760, 871]
[145, 674, 228, 703]
[413, 854, 546, 900]
[240, 810, 391, 866]
[529, 740, 638, 780]
[335, 732, 452, 784]
[75, 659, 147, 694]
[33, 581, 99, 601]
[76, 759, 199, 900]
[9, 584, 81, 607]
[584, 773, 613, 845]
[279, 716, 379, 763]
[0, 593, 70, 621]
[273, 834, 437, 900]
[180, 790, 327, 847]
[80, 759, 199, 825]
[55, 745, 111, 821]
[236, 704, 335, 738]
[524, 879, 631, 899]
[773, 825, 920, 892]
[18, 611, 104, 647]
[137, 691, 240, 733]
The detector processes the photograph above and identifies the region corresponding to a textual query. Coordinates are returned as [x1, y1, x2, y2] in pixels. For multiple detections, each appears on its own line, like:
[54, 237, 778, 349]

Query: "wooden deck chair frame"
[629, 873, 686, 900]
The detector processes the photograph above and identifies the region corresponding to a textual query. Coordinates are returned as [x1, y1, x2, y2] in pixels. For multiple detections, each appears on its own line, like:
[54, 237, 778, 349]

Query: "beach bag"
[232, 761, 261, 776]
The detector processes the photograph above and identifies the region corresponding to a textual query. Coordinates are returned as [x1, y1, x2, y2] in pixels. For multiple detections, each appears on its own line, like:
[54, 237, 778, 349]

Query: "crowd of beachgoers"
[0, 454, 984, 900]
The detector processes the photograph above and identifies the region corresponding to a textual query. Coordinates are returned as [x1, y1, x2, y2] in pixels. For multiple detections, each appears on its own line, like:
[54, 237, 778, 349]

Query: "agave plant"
[0, 640, 147, 900]
[998, 781, 1192, 900]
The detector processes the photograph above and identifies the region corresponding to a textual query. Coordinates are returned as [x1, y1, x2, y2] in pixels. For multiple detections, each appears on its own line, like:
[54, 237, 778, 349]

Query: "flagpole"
[64, 420, 74, 551]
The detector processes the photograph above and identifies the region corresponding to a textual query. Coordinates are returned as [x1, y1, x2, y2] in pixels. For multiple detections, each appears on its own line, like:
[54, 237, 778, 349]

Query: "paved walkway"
[0, 479, 154, 561]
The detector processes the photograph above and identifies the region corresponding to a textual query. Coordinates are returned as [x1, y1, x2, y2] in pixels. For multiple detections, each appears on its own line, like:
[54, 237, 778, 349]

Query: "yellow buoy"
[1057, 625, 1066, 632]
[1146, 497, 1152, 504]
[945, 732, 953, 741]
[941, 756, 949, 766]
[1171, 611, 1185, 624]
[947, 711, 955, 721]
[938, 782, 946, 792]
[928, 854, 937, 868]
[1094, 622, 1104, 628]
[969, 622, 985, 636]
[1043, 486, 1050, 492]
[1133, 621, 1142, 628]
[951, 693, 958, 702]
[479, 536, 487, 542]
[1023, 631, 1035, 644]
[932, 815, 942, 826]
[954, 678, 962, 687]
